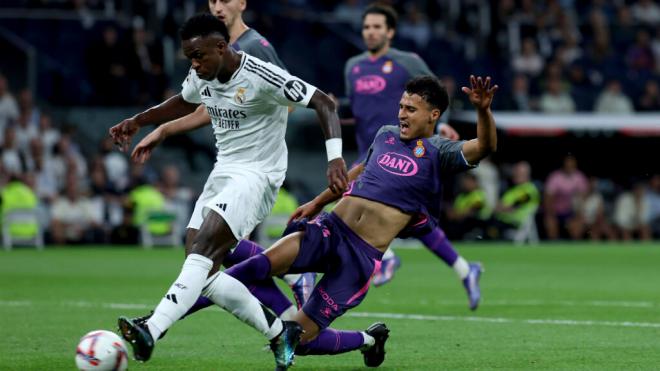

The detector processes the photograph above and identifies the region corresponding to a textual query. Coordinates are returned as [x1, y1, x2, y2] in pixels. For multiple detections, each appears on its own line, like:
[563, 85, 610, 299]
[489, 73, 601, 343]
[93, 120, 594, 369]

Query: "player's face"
[398, 92, 440, 140]
[182, 36, 226, 81]
[362, 14, 394, 53]
[209, 0, 245, 29]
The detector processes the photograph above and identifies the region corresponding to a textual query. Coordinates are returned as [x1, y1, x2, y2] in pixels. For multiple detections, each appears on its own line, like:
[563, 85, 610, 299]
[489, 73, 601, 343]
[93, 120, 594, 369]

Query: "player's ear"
[430, 108, 441, 123]
[387, 28, 395, 40]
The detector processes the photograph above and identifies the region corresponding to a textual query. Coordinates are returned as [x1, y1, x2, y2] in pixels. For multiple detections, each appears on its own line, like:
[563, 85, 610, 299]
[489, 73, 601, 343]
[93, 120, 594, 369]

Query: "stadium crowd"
[0, 0, 659, 245]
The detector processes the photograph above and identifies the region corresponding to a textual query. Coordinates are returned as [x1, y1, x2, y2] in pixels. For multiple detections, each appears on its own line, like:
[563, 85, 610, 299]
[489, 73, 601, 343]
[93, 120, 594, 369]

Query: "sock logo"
[166, 294, 178, 304]
[174, 283, 187, 290]
[216, 203, 227, 211]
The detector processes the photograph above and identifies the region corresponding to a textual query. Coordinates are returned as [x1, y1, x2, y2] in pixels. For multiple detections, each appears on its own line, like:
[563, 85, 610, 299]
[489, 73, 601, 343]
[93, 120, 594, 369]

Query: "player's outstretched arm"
[460, 75, 498, 164]
[109, 94, 199, 152]
[289, 163, 365, 222]
[130, 105, 212, 164]
[307, 90, 349, 194]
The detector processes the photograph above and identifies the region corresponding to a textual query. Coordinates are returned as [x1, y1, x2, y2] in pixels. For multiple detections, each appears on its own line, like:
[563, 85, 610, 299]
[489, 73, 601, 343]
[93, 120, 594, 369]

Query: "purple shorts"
[288, 212, 383, 329]
[397, 213, 438, 239]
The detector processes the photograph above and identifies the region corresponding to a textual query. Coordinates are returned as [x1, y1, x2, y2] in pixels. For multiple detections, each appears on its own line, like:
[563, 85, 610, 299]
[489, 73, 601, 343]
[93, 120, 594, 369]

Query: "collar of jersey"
[228, 51, 247, 82]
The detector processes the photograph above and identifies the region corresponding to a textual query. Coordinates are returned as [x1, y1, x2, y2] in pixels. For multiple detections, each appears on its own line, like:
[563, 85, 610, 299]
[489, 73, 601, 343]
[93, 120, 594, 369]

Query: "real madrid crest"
[234, 87, 247, 104]
[413, 139, 425, 158]
[382, 60, 393, 74]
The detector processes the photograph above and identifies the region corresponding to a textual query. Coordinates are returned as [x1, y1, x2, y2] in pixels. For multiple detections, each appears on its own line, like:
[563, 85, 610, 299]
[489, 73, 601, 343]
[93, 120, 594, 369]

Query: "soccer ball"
[75, 330, 128, 371]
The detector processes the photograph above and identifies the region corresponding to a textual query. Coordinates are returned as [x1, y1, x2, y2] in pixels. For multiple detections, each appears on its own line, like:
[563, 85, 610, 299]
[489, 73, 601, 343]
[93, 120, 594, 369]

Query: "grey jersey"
[233, 28, 286, 69]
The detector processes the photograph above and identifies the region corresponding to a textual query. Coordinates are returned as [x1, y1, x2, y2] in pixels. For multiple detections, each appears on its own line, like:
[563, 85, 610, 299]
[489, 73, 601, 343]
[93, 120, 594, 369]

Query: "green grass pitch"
[1, 242, 659, 370]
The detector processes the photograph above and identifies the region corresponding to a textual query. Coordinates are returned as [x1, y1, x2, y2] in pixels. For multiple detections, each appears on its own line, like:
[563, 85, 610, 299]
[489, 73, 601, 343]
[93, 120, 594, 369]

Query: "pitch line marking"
[1, 300, 658, 329]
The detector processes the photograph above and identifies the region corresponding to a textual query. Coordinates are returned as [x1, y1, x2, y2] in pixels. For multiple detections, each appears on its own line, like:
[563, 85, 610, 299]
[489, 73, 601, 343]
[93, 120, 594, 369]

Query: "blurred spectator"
[446, 173, 492, 240]
[594, 79, 634, 113]
[15, 112, 38, 153]
[512, 38, 545, 78]
[332, 0, 363, 30]
[613, 181, 652, 241]
[540, 76, 576, 113]
[398, 3, 431, 50]
[1, 126, 27, 176]
[636, 80, 660, 111]
[28, 138, 58, 203]
[566, 63, 596, 111]
[99, 137, 129, 191]
[85, 25, 132, 105]
[501, 74, 534, 111]
[543, 154, 588, 239]
[128, 178, 169, 236]
[50, 174, 104, 244]
[157, 165, 192, 235]
[17, 89, 40, 128]
[51, 135, 88, 190]
[574, 177, 616, 240]
[494, 161, 540, 237]
[631, 0, 660, 26]
[626, 29, 655, 73]
[126, 21, 168, 105]
[471, 157, 500, 213]
[0, 73, 19, 139]
[612, 5, 636, 50]
[110, 204, 140, 245]
[37, 113, 61, 156]
[0, 176, 39, 241]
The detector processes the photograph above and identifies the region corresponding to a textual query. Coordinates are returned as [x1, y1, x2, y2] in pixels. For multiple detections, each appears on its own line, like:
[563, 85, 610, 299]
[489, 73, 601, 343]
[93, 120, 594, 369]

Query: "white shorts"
[187, 165, 285, 240]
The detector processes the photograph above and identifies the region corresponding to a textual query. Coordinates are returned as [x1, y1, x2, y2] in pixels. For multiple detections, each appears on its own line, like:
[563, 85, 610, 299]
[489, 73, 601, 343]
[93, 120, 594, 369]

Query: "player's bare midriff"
[333, 195, 411, 252]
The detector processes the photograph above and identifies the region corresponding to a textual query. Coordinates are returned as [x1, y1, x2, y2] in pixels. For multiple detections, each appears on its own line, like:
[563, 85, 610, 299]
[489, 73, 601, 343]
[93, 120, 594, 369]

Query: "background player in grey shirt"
[343, 3, 483, 310]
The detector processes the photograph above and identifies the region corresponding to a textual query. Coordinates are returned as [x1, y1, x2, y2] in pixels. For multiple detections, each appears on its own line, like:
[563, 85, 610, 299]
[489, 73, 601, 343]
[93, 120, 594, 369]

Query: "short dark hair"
[179, 13, 229, 41]
[362, 3, 398, 30]
[405, 76, 449, 113]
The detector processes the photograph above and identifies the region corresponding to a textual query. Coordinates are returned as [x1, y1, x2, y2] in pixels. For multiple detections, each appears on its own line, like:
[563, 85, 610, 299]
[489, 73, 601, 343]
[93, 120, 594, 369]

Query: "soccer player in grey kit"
[224, 74, 498, 367]
[343, 3, 483, 309]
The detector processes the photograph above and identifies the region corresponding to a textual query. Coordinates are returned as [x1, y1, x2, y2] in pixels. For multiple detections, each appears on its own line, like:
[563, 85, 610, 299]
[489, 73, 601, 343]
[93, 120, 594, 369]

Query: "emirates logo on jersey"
[355, 75, 386, 94]
[377, 152, 419, 176]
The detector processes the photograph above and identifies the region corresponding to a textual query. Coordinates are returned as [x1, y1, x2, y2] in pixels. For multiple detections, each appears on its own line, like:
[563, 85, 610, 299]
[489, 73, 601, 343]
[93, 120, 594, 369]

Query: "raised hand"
[130, 127, 166, 164]
[327, 158, 349, 194]
[461, 75, 498, 111]
[109, 118, 140, 152]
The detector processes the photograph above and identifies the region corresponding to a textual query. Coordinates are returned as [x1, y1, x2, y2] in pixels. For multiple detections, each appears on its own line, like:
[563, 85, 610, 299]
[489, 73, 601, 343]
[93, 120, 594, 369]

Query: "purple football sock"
[224, 240, 265, 268]
[181, 296, 214, 319]
[418, 227, 458, 266]
[296, 328, 364, 355]
[225, 254, 294, 316]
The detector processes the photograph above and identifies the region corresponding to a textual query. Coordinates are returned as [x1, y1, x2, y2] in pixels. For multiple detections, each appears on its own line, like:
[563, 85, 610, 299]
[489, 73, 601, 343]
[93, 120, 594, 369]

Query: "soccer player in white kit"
[110, 14, 348, 369]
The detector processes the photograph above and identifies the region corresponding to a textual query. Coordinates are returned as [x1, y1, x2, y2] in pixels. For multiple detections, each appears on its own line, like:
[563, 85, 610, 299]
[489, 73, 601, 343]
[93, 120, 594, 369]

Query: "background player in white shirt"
[110, 14, 348, 368]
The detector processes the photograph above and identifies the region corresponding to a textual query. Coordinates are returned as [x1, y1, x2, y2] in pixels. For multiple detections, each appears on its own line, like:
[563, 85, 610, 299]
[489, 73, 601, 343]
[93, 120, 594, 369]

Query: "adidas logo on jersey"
[201, 87, 212, 97]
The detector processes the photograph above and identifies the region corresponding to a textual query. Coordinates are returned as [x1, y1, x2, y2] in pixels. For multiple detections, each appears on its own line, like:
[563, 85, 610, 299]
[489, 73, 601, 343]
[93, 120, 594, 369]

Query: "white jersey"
[181, 52, 317, 174]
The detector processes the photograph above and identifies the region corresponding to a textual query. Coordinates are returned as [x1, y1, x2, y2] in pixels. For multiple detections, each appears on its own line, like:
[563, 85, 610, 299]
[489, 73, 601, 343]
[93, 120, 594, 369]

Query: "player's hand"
[462, 75, 498, 111]
[289, 201, 323, 224]
[131, 127, 165, 164]
[438, 123, 460, 140]
[109, 118, 140, 152]
[327, 158, 349, 194]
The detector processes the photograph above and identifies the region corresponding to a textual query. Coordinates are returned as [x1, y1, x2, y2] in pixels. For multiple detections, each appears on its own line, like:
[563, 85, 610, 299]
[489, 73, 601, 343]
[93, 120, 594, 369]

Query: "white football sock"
[382, 248, 396, 260]
[279, 304, 298, 321]
[147, 254, 213, 340]
[453, 256, 470, 280]
[360, 331, 375, 349]
[202, 271, 283, 340]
